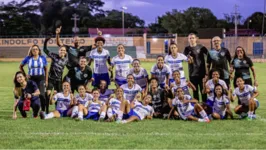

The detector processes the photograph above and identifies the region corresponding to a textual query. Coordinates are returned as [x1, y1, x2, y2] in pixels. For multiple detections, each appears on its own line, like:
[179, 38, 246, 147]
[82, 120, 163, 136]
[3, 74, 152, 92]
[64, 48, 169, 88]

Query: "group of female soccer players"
[12, 28, 260, 123]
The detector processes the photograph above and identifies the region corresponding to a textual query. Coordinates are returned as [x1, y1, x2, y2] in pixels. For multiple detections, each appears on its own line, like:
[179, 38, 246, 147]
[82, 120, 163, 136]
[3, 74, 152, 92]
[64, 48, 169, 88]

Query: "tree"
[148, 17, 168, 33]
[244, 12, 266, 34]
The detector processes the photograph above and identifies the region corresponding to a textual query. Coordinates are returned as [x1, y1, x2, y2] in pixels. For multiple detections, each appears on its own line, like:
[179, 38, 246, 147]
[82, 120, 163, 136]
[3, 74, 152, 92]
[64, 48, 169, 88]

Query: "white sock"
[45, 112, 54, 119]
[78, 111, 83, 119]
[199, 110, 208, 119]
[248, 111, 254, 117]
[198, 118, 205, 122]
[100, 112, 106, 119]
[117, 110, 123, 121]
[71, 106, 79, 118]
[121, 120, 127, 124]
[107, 108, 113, 118]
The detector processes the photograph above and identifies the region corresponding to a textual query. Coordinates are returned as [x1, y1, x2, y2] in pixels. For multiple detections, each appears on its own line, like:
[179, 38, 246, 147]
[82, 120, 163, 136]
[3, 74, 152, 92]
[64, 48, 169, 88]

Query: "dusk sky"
[1, 0, 265, 25]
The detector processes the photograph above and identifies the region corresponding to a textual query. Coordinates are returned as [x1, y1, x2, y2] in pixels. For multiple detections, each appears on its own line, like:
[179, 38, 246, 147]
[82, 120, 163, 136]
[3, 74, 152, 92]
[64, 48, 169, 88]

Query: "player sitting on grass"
[77, 88, 106, 121]
[118, 94, 154, 124]
[206, 84, 233, 120]
[170, 70, 196, 96]
[40, 81, 74, 119]
[169, 87, 210, 122]
[106, 88, 130, 122]
[230, 77, 259, 120]
[70, 85, 93, 119]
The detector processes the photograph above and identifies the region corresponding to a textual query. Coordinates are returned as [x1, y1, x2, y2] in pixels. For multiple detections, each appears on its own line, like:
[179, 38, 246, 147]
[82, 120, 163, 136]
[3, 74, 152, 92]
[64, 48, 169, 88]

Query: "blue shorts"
[128, 109, 141, 120]
[115, 78, 127, 87]
[85, 111, 99, 121]
[92, 73, 110, 86]
[58, 109, 69, 117]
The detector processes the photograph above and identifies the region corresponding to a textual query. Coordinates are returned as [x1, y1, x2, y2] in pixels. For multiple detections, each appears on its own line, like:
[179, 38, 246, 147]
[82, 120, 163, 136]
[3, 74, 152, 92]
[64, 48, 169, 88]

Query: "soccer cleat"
[204, 118, 211, 123]
[99, 117, 104, 122]
[252, 114, 257, 119]
[246, 116, 253, 121]
[75, 117, 83, 121]
[116, 119, 122, 124]
[39, 111, 45, 120]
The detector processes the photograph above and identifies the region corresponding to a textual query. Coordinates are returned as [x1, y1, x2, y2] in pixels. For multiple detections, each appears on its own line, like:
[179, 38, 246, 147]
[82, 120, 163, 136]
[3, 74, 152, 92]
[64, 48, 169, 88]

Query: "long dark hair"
[233, 46, 248, 60]
[213, 83, 226, 101]
[13, 71, 27, 98]
[168, 43, 178, 55]
[28, 44, 42, 57]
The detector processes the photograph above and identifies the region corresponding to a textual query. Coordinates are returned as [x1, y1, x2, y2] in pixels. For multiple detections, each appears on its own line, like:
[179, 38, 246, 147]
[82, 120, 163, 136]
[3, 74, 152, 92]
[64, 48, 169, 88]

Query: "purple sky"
[1, 0, 264, 25]
[102, 0, 265, 25]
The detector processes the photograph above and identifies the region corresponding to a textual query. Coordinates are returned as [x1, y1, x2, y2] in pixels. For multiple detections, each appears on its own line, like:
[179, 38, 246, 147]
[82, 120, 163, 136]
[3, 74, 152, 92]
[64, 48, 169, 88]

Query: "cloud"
[121, 0, 154, 7]
[102, 0, 154, 10]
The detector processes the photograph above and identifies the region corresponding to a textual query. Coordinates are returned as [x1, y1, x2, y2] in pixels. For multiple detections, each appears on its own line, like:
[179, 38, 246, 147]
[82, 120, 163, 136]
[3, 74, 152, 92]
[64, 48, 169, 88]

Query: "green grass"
[0, 62, 266, 149]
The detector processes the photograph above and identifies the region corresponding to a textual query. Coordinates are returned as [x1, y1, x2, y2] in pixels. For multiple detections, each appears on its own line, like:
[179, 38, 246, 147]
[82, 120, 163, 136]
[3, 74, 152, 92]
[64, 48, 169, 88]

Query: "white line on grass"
[0, 132, 265, 136]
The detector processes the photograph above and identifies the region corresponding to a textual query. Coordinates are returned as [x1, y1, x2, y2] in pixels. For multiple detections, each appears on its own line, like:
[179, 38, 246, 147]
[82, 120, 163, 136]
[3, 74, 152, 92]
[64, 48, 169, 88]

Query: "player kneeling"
[169, 87, 210, 122]
[40, 81, 74, 119]
[76, 88, 106, 121]
[71, 85, 93, 119]
[230, 77, 259, 120]
[106, 88, 130, 122]
[206, 84, 233, 120]
[118, 94, 154, 124]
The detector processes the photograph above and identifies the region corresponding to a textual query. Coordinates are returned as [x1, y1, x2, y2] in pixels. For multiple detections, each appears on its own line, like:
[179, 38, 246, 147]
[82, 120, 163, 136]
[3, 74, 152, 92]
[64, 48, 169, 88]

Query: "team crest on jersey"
[84, 74, 88, 78]
[243, 60, 247, 64]
[196, 49, 200, 53]
[220, 52, 225, 56]
[80, 48, 84, 52]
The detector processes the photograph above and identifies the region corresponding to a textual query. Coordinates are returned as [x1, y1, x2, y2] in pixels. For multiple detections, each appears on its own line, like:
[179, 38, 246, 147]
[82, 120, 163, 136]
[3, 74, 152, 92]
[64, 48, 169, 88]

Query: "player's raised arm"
[56, 26, 63, 47]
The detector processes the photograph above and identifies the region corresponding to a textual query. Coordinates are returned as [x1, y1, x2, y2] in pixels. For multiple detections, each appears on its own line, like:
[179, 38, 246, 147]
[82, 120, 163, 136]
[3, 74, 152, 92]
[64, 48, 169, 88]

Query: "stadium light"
[152, 38, 158, 42]
[121, 6, 127, 36]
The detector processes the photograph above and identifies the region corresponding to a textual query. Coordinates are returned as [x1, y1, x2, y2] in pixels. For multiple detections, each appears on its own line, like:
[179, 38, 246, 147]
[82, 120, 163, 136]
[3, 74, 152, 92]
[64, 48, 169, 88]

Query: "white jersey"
[111, 55, 133, 82]
[172, 95, 194, 120]
[120, 83, 142, 102]
[75, 93, 93, 107]
[108, 98, 130, 114]
[88, 101, 105, 113]
[165, 53, 188, 79]
[233, 85, 258, 105]
[207, 95, 229, 117]
[129, 67, 148, 89]
[206, 79, 228, 97]
[89, 48, 110, 74]
[54, 93, 72, 111]
[99, 89, 114, 103]
[133, 101, 154, 120]
[171, 80, 191, 96]
[150, 64, 171, 85]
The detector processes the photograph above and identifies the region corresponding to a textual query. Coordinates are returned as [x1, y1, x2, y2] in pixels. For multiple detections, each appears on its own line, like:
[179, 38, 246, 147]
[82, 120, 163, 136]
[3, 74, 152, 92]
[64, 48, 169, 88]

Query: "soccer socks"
[78, 111, 83, 119]
[117, 110, 123, 121]
[199, 110, 208, 119]
[71, 106, 79, 118]
[248, 111, 254, 119]
[107, 108, 113, 118]
[100, 112, 106, 119]
[45, 112, 54, 119]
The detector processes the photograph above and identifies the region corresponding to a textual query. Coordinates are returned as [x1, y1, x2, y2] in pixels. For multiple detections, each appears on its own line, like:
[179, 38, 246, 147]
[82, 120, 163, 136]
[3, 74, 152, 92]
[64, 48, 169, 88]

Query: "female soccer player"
[40, 81, 74, 119]
[230, 77, 259, 120]
[111, 44, 133, 86]
[230, 46, 257, 87]
[203, 70, 228, 98]
[170, 70, 196, 96]
[119, 94, 154, 124]
[84, 88, 107, 121]
[13, 71, 41, 118]
[20, 44, 48, 113]
[129, 59, 149, 93]
[88, 37, 112, 87]
[206, 84, 233, 120]
[71, 85, 93, 119]
[151, 55, 171, 88]
[165, 43, 190, 83]
[43, 36, 68, 113]
[120, 74, 143, 102]
[169, 87, 210, 122]
[106, 88, 130, 122]
[99, 80, 114, 104]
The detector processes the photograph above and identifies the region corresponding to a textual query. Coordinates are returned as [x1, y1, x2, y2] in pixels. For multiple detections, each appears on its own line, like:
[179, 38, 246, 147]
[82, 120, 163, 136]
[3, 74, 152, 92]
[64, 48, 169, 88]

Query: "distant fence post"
[146, 41, 151, 54]
[143, 33, 147, 54]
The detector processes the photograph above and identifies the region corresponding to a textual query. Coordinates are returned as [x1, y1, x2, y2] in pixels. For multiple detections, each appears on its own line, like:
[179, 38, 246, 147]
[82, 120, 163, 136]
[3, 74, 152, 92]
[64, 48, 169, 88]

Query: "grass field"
[0, 62, 266, 149]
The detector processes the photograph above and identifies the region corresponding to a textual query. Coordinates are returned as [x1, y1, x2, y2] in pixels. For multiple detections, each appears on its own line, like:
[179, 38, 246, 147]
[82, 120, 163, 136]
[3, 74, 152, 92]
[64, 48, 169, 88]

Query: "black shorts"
[47, 79, 62, 92]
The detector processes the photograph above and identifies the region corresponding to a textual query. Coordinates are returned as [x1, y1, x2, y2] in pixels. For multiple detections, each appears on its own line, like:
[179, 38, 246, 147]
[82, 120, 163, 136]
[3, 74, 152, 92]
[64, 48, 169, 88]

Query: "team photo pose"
[40, 81, 74, 119]
[88, 37, 112, 87]
[111, 44, 133, 86]
[206, 84, 233, 120]
[20, 44, 48, 113]
[129, 59, 149, 93]
[99, 80, 115, 104]
[184, 33, 208, 102]
[151, 55, 171, 88]
[165, 43, 189, 83]
[43, 36, 68, 113]
[13, 71, 41, 119]
[169, 88, 210, 122]
[230, 77, 259, 120]
[207, 36, 231, 88]
[120, 74, 143, 102]
[230, 46, 257, 87]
